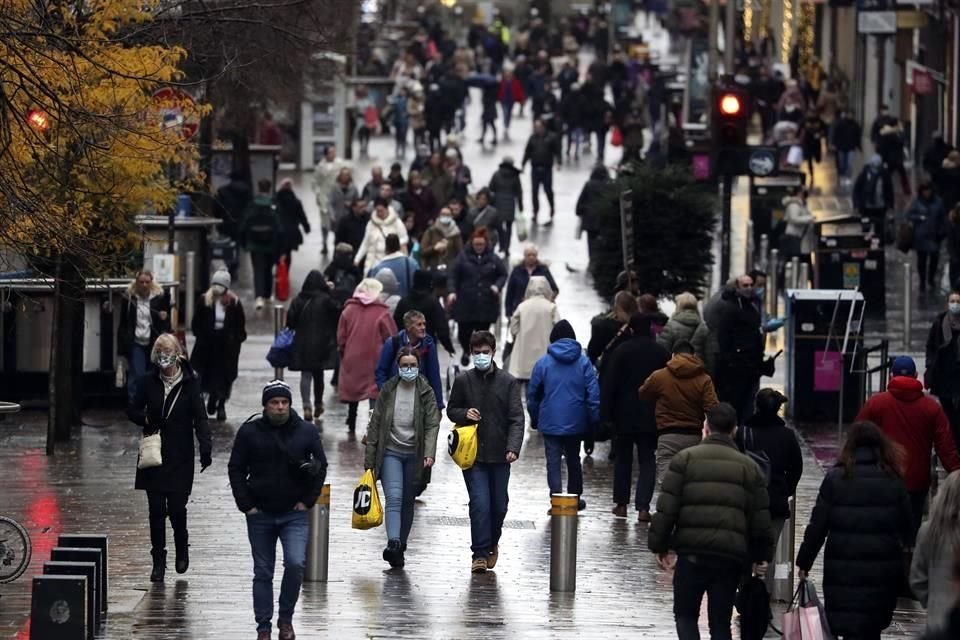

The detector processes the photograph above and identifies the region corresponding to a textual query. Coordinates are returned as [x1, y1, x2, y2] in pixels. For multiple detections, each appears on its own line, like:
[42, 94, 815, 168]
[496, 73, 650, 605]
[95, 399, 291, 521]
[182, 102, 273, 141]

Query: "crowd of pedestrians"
[114, 7, 960, 640]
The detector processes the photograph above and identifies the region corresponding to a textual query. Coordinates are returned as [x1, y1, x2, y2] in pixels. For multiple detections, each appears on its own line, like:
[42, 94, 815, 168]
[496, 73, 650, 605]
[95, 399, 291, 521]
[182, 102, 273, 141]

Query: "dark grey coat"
[447, 364, 525, 464]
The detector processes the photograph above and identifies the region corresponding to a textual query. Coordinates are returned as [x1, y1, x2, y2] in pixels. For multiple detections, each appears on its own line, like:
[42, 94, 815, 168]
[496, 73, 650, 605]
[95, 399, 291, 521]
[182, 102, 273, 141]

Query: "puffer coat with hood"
[855, 375, 960, 492]
[638, 352, 719, 434]
[509, 276, 561, 380]
[527, 336, 600, 437]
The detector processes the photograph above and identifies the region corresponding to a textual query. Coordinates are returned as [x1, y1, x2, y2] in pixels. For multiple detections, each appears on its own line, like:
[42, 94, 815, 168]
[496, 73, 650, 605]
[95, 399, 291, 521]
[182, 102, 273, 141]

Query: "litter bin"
[813, 214, 885, 314]
[784, 289, 865, 424]
[750, 173, 805, 262]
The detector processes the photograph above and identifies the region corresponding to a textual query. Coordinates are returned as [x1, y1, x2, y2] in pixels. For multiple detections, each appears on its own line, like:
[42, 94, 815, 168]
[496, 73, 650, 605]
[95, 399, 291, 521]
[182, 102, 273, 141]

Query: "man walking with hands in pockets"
[447, 330, 525, 574]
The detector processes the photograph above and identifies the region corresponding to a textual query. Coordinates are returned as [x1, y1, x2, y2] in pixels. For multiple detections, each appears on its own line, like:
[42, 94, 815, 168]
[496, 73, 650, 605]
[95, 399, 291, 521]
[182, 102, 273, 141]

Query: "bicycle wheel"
[0, 515, 31, 583]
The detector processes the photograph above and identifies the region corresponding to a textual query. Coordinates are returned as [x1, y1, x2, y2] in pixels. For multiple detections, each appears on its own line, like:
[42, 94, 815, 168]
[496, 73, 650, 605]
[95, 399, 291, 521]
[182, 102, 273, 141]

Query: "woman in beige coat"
[508, 276, 560, 381]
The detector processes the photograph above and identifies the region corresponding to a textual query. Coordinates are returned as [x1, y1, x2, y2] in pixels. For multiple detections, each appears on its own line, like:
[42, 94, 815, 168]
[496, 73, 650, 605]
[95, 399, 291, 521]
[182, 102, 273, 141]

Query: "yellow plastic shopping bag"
[447, 424, 479, 470]
[351, 469, 383, 530]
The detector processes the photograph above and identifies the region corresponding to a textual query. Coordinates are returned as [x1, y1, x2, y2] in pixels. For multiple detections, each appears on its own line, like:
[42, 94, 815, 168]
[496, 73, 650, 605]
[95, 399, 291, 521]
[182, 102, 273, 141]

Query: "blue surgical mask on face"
[950, 302, 960, 316]
[473, 353, 492, 371]
[755, 287, 765, 299]
[399, 366, 419, 382]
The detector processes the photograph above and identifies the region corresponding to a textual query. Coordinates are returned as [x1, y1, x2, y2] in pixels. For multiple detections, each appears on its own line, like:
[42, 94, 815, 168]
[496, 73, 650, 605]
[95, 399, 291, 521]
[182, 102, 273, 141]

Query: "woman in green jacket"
[364, 346, 440, 569]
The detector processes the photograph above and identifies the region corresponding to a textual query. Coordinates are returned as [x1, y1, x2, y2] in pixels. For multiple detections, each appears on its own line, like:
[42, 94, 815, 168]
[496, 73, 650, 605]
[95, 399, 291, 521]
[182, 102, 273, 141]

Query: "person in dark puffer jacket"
[649, 402, 774, 640]
[796, 421, 914, 640]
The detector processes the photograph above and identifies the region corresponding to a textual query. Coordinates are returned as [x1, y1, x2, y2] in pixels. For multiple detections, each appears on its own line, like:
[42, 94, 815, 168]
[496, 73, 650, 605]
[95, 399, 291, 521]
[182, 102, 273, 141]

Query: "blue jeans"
[462, 462, 511, 559]
[543, 435, 583, 496]
[381, 450, 418, 543]
[246, 510, 309, 633]
[500, 100, 513, 130]
[836, 150, 853, 178]
[127, 343, 150, 405]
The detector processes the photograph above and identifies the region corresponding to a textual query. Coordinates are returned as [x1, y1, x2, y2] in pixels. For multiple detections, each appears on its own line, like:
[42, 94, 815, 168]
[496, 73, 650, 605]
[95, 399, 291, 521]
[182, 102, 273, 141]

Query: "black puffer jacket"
[795, 448, 914, 636]
[736, 414, 803, 519]
[448, 247, 507, 324]
[227, 412, 327, 514]
[128, 362, 211, 495]
[287, 271, 340, 372]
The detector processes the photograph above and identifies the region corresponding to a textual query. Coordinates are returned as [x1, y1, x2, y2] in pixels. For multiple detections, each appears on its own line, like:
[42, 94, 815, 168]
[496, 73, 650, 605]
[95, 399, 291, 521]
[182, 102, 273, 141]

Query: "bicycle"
[0, 401, 31, 585]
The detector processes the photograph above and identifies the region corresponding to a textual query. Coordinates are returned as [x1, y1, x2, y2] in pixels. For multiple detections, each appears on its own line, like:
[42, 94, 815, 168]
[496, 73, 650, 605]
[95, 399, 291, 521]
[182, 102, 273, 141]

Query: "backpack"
[743, 425, 772, 485]
[332, 267, 359, 297]
[245, 201, 278, 247]
[863, 167, 886, 209]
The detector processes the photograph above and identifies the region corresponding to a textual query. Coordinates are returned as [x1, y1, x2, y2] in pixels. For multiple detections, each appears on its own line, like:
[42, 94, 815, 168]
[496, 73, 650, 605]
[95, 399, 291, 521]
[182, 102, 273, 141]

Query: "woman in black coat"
[275, 179, 311, 268]
[287, 270, 341, 421]
[190, 269, 247, 421]
[736, 389, 803, 546]
[796, 421, 914, 639]
[925, 291, 960, 448]
[446, 226, 507, 366]
[128, 334, 211, 582]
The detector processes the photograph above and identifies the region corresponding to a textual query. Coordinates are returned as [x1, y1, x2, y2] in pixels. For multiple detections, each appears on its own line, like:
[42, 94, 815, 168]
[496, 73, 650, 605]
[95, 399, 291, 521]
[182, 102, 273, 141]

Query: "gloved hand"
[200, 455, 212, 472]
[764, 317, 785, 332]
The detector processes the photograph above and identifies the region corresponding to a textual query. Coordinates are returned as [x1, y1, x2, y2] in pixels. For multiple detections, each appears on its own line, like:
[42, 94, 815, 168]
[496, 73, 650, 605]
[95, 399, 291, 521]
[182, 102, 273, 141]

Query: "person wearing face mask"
[447, 330, 525, 573]
[419, 206, 464, 275]
[375, 310, 445, 412]
[926, 291, 960, 449]
[128, 334, 211, 583]
[447, 227, 508, 367]
[190, 269, 247, 422]
[228, 380, 327, 640]
[364, 347, 440, 568]
[356, 198, 409, 274]
[117, 270, 171, 404]
[713, 274, 765, 424]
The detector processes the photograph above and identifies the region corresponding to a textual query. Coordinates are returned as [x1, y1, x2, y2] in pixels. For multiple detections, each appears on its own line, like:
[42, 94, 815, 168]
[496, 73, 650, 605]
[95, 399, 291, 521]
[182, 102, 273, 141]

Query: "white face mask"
[212, 284, 226, 296]
[438, 216, 453, 225]
[949, 302, 960, 316]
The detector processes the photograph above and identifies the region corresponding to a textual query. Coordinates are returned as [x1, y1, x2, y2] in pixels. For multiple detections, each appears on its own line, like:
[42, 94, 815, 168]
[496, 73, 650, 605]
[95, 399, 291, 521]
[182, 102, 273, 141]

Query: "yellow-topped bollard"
[306, 484, 330, 582]
[549, 493, 579, 592]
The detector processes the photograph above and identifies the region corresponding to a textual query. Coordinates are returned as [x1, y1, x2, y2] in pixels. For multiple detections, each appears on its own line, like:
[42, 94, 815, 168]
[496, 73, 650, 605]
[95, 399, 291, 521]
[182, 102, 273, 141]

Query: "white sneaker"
[255, 297, 265, 310]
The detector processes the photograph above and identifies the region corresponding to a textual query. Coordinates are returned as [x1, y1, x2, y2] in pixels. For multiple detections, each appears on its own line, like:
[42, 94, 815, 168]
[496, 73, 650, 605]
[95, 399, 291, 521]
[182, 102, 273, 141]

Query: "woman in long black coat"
[796, 421, 914, 639]
[287, 270, 341, 421]
[446, 226, 507, 366]
[128, 334, 211, 583]
[190, 269, 247, 421]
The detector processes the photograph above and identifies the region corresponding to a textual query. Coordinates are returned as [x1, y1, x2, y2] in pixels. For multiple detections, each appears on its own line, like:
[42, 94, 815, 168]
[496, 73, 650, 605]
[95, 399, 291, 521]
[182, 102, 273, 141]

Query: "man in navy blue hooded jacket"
[375, 309, 444, 410]
[527, 320, 600, 511]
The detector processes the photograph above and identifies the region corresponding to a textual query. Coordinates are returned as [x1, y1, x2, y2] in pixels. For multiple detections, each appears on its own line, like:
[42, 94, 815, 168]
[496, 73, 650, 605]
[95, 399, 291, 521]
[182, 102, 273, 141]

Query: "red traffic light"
[718, 94, 742, 117]
[26, 109, 50, 133]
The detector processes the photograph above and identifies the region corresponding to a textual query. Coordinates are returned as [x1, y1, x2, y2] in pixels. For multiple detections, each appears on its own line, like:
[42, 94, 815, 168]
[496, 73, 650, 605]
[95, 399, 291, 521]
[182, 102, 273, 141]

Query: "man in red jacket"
[856, 355, 960, 534]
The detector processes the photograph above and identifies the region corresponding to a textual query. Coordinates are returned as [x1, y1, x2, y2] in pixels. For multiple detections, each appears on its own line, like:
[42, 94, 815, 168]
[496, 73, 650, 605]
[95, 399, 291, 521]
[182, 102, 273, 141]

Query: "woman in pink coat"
[337, 278, 398, 430]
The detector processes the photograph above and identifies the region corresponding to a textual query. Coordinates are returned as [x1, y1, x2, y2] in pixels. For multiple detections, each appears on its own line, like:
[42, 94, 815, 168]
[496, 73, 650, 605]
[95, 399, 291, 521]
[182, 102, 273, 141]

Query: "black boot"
[383, 539, 404, 569]
[150, 549, 166, 582]
[206, 395, 217, 416]
[174, 530, 189, 574]
[216, 399, 226, 422]
[346, 403, 357, 431]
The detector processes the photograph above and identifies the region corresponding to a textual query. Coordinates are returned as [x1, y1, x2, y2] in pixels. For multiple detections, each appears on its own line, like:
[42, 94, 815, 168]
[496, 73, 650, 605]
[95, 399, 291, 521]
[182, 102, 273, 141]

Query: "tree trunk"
[47, 256, 86, 453]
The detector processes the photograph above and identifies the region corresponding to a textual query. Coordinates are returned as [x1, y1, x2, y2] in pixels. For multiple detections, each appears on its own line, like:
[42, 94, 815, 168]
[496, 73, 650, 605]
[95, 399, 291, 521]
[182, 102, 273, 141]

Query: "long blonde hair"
[927, 471, 960, 554]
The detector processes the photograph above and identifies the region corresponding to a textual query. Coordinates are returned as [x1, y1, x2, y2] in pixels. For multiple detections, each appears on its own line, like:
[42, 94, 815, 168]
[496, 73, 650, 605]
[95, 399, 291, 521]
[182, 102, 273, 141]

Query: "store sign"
[913, 68, 934, 95]
[857, 10, 896, 33]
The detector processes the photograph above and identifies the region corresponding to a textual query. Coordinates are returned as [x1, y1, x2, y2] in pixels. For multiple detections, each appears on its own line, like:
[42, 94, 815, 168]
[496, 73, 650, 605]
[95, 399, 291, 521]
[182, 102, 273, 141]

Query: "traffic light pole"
[720, 172, 733, 285]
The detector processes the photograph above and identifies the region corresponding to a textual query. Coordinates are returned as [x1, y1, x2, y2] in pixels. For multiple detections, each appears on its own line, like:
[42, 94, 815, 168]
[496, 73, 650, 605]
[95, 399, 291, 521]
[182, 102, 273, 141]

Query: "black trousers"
[457, 321, 491, 353]
[917, 251, 940, 290]
[147, 491, 189, 552]
[673, 555, 741, 640]
[613, 432, 657, 512]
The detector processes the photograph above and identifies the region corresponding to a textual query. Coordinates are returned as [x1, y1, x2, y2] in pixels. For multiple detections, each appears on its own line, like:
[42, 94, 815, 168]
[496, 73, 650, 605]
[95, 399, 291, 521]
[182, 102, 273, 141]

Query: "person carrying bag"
[783, 579, 833, 640]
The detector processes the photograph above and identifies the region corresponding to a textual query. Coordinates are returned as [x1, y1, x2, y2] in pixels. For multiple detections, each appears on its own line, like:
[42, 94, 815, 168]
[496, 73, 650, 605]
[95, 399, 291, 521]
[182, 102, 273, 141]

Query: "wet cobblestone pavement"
[0, 49, 930, 638]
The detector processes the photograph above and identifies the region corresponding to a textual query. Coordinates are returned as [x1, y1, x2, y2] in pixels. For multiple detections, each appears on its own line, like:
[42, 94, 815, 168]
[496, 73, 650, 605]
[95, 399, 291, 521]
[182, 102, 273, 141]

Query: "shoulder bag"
[137, 384, 182, 470]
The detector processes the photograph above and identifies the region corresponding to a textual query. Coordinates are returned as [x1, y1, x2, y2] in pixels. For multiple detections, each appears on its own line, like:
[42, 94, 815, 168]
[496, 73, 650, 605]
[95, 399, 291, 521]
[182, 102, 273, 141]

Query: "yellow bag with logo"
[351, 469, 383, 530]
[447, 424, 479, 470]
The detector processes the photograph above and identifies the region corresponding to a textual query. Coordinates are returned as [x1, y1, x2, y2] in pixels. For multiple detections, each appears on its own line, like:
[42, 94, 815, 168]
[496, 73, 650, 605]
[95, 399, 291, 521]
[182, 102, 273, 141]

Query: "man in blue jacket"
[375, 310, 444, 411]
[527, 320, 600, 511]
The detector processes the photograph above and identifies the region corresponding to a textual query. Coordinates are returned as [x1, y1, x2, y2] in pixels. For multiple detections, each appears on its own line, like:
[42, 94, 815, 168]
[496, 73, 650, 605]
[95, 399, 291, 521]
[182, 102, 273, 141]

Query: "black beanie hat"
[262, 379, 292, 405]
[550, 319, 576, 342]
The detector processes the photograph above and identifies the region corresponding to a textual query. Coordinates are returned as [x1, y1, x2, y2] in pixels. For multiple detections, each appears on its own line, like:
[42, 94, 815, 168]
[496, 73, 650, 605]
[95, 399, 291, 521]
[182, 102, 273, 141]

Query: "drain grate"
[428, 516, 536, 530]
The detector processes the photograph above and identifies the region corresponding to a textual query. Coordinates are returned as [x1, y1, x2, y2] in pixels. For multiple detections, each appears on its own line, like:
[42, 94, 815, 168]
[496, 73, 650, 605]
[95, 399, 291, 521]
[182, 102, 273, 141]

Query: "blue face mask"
[950, 302, 960, 316]
[399, 366, 419, 382]
[473, 353, 493, 371]
[755, 287, 765, 299]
